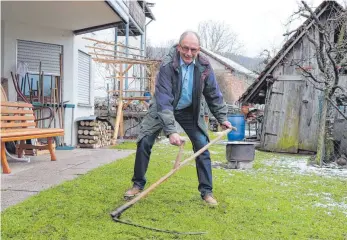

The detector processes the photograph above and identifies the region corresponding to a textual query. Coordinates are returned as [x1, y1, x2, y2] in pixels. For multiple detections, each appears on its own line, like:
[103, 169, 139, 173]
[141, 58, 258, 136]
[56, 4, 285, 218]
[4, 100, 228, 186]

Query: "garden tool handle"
[173, 140, 185, 169]
[110, 128, 234, 219]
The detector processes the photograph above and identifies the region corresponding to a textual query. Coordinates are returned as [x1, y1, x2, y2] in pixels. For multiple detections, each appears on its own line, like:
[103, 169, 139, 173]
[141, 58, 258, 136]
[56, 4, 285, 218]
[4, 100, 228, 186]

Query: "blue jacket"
[137, 44, 228, 141]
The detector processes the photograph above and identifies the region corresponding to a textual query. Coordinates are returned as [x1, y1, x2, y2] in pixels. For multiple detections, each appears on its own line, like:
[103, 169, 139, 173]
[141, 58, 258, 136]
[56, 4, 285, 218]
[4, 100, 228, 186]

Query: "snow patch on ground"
[310, 192, 347, 217]
[263, 156, 347, 179]
[157, 138, 347, 179]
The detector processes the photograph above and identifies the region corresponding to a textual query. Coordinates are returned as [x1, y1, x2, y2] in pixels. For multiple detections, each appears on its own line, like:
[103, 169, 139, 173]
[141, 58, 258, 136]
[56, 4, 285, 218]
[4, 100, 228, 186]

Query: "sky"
[145, 0, 345, 58]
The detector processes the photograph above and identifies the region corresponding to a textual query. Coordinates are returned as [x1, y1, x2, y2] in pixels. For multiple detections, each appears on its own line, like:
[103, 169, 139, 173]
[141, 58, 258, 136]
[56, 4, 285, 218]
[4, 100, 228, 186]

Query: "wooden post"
[150, 64, 156, 96]
[113, 62, 124, 140]
[119, 110, 124, 138]
[47, 137, 57, 161]
[113, 100, 123, 140]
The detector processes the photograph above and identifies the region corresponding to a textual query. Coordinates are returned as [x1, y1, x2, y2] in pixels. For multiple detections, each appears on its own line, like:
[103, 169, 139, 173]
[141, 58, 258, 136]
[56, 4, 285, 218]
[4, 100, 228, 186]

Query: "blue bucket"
[227, 114, 245, 141]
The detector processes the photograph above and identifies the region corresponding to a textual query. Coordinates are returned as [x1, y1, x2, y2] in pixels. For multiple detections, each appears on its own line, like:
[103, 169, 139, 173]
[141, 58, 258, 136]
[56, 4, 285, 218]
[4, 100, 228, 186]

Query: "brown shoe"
[203, 195, 218, 206]
[124, 186, 142, 200]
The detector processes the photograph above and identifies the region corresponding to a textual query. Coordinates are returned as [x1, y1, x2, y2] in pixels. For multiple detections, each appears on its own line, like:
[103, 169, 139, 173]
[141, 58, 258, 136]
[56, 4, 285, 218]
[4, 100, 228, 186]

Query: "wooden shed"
[239, 0, 347, 154]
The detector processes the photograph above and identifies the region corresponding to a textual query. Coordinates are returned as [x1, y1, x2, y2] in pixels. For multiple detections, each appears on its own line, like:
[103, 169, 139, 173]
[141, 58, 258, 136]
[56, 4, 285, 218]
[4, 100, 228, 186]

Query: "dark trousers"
[131, 106, 212, 198]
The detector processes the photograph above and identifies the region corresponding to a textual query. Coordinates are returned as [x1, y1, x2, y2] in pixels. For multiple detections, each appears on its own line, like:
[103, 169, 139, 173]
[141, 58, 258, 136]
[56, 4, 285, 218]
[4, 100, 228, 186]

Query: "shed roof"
[238, 0, 344, 104]
[200, 48, 258, 79]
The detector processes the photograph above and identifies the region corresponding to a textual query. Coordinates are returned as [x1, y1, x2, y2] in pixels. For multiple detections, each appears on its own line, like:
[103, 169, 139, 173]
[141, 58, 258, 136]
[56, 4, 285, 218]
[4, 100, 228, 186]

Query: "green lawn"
[2, 133, 347, 240]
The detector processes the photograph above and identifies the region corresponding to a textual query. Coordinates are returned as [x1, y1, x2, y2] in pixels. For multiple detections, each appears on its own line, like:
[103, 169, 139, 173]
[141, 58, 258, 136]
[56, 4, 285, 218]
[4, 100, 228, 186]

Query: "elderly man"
[124, 31, 232, 205]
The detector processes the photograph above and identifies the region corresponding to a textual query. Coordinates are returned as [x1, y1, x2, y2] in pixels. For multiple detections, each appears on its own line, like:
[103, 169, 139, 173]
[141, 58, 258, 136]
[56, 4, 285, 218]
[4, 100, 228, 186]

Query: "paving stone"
[1, 190, 38, 210]
[1, 148, 135, 211]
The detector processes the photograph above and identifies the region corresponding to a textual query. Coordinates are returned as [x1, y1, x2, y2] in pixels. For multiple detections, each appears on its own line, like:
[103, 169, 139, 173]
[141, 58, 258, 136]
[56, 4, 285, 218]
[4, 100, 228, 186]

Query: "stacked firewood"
[77, 120, 113, 148]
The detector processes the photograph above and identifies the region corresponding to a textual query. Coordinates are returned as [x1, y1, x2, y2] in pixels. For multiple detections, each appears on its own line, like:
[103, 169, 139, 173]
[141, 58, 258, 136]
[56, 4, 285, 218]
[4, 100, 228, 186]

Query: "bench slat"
[1, 116, 35, 121]
[0, 102, 33, 108]
[1, 122, 36, 128]
[2, 133, 63, 142]
[1, 128, 63, 135]
[1, 128, 41, 133]
[1, 100, 65, 174]
[1, 130, 64, 142]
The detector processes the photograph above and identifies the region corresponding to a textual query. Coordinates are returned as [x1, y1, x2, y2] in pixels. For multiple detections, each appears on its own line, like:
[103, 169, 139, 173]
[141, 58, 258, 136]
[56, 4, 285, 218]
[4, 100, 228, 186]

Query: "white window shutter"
[17, 40, 62, 75]
[78, 50, 91, 105]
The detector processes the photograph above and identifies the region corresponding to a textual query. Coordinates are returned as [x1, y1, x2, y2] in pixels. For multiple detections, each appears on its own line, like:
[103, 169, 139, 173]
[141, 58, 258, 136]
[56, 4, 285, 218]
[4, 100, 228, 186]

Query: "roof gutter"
[146, 19, 153, 26]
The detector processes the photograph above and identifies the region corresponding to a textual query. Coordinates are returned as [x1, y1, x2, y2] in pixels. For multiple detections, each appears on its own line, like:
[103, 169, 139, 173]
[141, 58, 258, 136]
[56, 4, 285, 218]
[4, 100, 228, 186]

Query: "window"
[18, 74, 56, 97]
[16, 40, 63, 102]
[17, 40, 62, 76]
[78, 50, 91, 105]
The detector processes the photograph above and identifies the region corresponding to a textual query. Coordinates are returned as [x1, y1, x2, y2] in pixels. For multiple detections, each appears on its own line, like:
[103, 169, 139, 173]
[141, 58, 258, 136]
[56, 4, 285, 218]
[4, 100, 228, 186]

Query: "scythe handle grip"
[110, 203, 133, 218]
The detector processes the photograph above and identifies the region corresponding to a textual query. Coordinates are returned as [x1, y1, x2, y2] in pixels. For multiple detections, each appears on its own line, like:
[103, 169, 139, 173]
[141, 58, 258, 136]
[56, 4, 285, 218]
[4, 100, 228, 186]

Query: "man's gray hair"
[179, 31, 201, 45]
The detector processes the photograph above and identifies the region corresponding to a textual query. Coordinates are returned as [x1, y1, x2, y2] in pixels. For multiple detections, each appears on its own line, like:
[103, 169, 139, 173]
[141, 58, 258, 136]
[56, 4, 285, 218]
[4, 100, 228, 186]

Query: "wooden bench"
[1, 101, 64, 174]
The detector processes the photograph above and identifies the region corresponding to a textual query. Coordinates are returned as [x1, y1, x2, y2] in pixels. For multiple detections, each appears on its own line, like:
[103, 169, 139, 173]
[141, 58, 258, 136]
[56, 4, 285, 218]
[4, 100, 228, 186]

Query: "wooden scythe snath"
[110, 128, 236, 235]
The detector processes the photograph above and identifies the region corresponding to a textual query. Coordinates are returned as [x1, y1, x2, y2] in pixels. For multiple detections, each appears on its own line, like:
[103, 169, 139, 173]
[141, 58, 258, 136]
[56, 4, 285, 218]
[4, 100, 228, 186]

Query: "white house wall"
[2, 20, 94, 146]
[2, 20, 74, 102]
[72, 34, 96, 146]
[1, 20, 4, 77]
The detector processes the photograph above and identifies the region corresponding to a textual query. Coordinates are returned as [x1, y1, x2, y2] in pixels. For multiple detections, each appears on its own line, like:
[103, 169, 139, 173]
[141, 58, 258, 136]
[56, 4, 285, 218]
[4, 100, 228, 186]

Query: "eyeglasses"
[180, 44, 199, 54]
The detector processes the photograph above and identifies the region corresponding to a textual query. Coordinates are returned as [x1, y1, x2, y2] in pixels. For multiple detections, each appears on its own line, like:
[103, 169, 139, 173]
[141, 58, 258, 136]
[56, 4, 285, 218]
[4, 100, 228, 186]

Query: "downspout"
[143, 19, 153, 91]
[140, 33, 144, 91]
[114, 27, 118, 92]
[125, 22, 129, 90]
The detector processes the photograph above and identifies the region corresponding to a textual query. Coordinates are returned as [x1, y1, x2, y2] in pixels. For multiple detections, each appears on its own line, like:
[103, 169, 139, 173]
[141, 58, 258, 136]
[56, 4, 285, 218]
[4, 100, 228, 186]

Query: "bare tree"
[259, 43, 280, 65]
[286, 0, 347, 165]
[252, 44, 281, 74]
[146, 39, 177, 60]
[198, 20, 243, 54]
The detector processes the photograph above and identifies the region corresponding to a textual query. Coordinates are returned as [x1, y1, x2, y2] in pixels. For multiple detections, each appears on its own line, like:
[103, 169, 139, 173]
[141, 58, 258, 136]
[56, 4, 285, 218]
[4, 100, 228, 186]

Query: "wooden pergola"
[83, 37, 160, 142]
